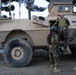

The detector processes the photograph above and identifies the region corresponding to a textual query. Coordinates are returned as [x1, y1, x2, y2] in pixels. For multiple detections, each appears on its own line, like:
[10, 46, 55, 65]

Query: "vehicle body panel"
[0, 19, 50, 48]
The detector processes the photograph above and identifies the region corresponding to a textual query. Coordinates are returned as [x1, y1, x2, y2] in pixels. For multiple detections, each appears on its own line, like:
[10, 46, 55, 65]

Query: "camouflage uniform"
[48, 17, 69, 66]
[47, 15, 70, 72]
[54, 15, 70, 40]
[54, 16, 70, 52]
[49, 44, 59, 68]
[47, 32, 59, 68]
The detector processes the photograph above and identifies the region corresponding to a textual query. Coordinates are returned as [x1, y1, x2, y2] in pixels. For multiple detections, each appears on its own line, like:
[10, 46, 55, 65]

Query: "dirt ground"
[0, 53, 76, 75]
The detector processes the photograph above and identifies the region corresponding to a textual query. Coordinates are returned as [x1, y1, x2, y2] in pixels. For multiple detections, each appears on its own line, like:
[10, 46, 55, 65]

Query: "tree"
[2, 5, 15, 11]
[2, 0, 76, 19]
[2, 0, 47, 12]
[46, 0, 50, 2]
[1, 0, 48, 19]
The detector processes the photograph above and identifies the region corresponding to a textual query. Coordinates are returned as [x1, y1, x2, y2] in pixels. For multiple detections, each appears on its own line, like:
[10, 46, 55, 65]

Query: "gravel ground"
[0, 53, 76, 75]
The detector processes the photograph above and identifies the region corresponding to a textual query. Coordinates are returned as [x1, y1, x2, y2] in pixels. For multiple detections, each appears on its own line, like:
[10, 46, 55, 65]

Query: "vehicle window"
[58, 6, 63, 11]
[65, 6, 70, 11]
[73, 4, 76, 13]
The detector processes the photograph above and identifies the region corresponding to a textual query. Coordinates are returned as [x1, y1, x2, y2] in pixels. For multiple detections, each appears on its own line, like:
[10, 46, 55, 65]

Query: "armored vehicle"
[0, 0, 76, 67]
[0, 16, 50, 67]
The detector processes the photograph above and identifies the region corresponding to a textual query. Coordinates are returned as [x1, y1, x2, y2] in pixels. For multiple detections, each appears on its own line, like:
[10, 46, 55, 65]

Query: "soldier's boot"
[54, 63, 59, 67]
[53, 67, 61, 73]
[53, 59, 61, 73]
[50, 64, 54, 68]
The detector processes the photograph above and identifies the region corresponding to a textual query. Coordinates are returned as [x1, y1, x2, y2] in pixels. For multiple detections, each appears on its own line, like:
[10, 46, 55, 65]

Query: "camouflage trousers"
[48, 44, 59, 67]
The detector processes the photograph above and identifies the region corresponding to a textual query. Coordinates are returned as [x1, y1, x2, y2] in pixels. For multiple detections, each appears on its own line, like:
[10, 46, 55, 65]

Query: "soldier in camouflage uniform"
[47, 14, 70, 72]
[47, 28, 61, 73]
[54, 14, 70, 52]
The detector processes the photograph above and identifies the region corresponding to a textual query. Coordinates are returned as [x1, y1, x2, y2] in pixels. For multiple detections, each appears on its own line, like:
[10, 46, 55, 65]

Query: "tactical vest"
[59, 18, 66, 28]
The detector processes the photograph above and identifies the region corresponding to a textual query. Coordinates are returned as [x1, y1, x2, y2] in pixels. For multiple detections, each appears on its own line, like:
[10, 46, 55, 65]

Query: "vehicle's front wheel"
[3, 39, 33, 67]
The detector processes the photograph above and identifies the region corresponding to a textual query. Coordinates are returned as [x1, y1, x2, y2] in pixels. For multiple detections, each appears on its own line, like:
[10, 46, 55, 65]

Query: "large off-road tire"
[3, 39, 33, 67]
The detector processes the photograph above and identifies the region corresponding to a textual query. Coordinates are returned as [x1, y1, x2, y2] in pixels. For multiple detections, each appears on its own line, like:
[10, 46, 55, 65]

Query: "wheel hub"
[11, 47, 24, 60]
[15, 50, 21, 57]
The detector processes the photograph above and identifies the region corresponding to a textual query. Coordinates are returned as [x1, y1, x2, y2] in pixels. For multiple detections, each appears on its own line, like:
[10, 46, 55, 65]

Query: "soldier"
[54, 14, 70, 52]
[47, 26, 61, 73]
[54, 14, 70, 39]
[47, 14, 70, 72]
